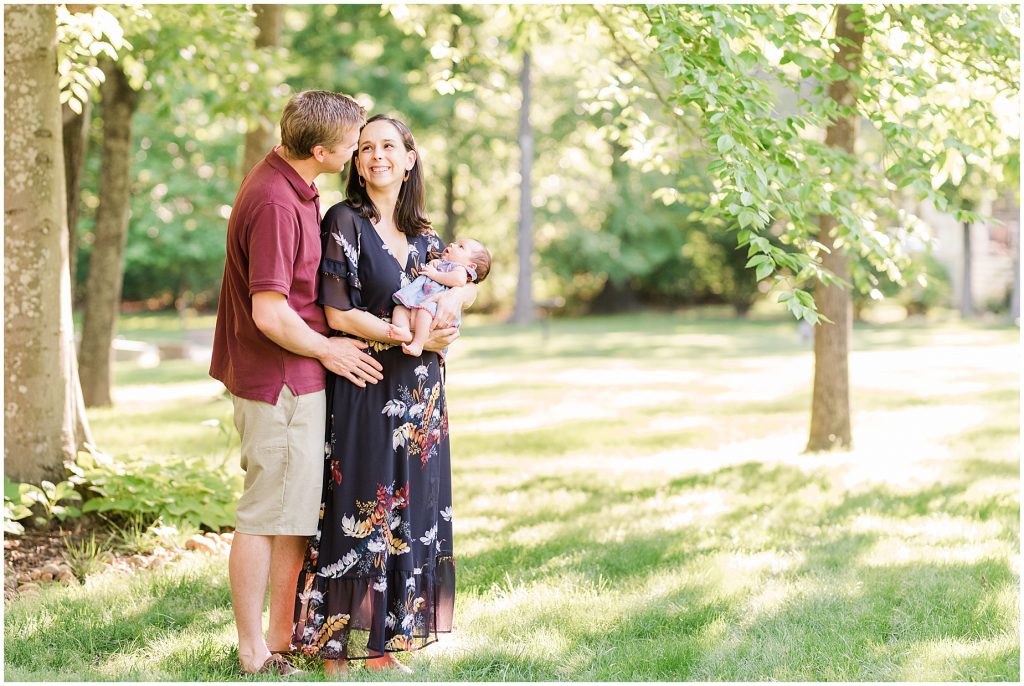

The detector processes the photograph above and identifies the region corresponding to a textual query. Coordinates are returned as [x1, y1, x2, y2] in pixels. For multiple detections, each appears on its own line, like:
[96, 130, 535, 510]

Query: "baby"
[391, 238, 491, 356]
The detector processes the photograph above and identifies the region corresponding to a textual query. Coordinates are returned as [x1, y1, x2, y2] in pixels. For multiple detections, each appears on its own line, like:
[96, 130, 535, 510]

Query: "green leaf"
[755, 261, 774, 281]
[717, 134, 736, 153]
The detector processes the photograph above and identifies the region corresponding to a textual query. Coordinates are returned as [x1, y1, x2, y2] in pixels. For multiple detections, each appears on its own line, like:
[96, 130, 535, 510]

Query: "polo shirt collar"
[266, 146, 319, 202]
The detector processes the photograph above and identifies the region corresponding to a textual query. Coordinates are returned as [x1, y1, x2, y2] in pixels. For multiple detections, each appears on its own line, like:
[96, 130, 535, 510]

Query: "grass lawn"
[4, 311, 1019, 681]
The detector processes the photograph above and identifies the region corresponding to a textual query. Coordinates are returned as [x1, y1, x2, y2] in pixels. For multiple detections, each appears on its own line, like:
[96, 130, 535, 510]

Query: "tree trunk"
[1010, 221, 1020, 323]
[63, 99, 92, 303]
[512, 50, 535, 325]
[79, 59, 137, 407]
[441, 12, 459, 246]
[960, 220, 974, 318]
[240, 4, 282, 177]
[442, 163, 457, 245]
[4, 4, 92, 482]
[807, 5, 865, 452]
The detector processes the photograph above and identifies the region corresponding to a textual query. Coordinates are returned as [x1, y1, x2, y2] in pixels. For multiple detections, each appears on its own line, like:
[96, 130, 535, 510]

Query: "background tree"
[62, 99, 91, 303]
[4, 4, 92, 483]
[807, 5, 864, 450]
[512, 50, 535, 324]
[57, 4, 121, 303]
[640, 4, 1019, 449]
[240, 4, 283, 178]
[75, 4, 284, 406]
[78, 58, 136, 407]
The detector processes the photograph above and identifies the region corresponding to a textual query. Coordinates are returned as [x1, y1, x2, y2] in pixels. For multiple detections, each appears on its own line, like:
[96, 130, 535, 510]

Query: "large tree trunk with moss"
[806, 5, 865, 452]
[63, 100, 92, 303]
[512, 50, 535, 324]
[79, 59, 137, 407]
[4, 4, 93, 483]
[240, 4, 282, 177]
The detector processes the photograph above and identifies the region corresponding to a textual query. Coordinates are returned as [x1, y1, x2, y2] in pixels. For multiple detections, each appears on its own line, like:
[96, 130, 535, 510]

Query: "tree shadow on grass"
[4, 564, 239, 680]
[6, 449, 1016, 681]
[447, 456, 1018, 680]
[457, 462, 824, 593]
[678, 555, 1018, 681]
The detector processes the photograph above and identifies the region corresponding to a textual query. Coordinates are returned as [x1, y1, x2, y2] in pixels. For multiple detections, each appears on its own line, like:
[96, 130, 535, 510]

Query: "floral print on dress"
[388, 361, 448, 466]
[292, 203, 455, 660]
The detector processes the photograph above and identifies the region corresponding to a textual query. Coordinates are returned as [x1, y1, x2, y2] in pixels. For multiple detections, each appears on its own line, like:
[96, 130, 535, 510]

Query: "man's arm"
[251, 291, 383, 387]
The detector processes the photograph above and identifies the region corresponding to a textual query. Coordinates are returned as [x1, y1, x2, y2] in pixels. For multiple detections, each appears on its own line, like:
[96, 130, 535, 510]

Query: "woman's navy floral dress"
[292, 202, 455, 660]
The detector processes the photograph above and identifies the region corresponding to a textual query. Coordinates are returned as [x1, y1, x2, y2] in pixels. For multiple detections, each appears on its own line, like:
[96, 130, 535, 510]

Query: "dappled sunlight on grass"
[898, 633, 1020, 681]
[859, 538, 1011, 567]
[7, 313, 1018, 680]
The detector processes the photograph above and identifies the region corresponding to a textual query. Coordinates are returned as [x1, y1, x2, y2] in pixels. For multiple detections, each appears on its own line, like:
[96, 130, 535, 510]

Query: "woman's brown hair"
[344, 114, 432, 237]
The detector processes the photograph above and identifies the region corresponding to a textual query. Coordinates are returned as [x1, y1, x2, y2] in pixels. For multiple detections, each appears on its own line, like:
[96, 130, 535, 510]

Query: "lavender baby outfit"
[393, 260, 477, 317]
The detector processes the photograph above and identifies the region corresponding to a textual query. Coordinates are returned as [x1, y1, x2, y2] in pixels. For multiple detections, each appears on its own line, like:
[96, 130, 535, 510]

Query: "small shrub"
[72, 450, 239, 532]
[3, 476, 82, 533]
[64, 533, 112, 581]
[105, 515, 201, 554]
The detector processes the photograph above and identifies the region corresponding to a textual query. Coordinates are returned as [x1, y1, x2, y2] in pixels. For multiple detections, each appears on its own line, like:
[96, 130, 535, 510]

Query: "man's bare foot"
[365, 654, 412, 673]
[401, 342, 424, 356]
[387, 324, 413, 343]
[324, 659, 348, 675]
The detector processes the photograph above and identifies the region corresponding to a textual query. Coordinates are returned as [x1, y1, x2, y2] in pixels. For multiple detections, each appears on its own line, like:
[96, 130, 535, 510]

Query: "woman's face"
[355, 120, 416, 190]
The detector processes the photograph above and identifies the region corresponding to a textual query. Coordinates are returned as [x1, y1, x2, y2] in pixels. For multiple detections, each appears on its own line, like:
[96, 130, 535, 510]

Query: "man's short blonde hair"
[280, 90, 366, 159]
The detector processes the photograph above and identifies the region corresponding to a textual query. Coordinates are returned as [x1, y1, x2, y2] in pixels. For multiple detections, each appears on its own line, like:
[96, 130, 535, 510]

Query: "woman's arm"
[325, 306, 408, 344]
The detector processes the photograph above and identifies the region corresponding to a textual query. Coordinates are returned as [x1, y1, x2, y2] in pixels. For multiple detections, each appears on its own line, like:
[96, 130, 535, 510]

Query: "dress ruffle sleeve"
[319, 205, 363, 312]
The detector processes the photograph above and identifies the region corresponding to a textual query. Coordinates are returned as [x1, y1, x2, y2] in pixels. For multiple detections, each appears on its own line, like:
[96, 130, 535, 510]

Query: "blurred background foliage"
[69, 3, 1012, 317]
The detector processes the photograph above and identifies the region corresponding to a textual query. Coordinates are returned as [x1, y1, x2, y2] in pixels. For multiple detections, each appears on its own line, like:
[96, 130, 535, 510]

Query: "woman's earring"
[403, 171, 409, 182]
[358, 175, 365, 187]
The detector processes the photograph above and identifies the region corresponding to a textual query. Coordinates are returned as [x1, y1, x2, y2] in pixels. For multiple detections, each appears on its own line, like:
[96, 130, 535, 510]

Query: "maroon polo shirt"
[210, 148, 329, 403]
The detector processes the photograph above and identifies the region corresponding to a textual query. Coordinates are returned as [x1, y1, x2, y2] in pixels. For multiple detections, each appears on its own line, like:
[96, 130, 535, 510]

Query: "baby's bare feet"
[387, 324, 413, 343]
[402, 342, 424, 356]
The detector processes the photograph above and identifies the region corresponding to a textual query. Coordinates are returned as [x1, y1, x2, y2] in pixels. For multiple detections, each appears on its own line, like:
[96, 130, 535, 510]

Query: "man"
[210, 90, 382, 675]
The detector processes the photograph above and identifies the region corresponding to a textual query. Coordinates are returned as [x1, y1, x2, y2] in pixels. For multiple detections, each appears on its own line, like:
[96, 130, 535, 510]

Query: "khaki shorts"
[232, 385, 326, 536]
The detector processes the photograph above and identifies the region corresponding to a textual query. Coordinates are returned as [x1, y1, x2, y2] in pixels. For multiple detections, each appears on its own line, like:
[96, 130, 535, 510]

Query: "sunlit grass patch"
[88, 391, 235, 463]
[5, 313, 1018, 680]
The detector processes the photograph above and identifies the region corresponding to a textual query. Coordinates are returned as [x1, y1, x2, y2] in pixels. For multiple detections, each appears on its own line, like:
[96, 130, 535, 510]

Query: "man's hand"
[422, 326, 460, 353]
[321, 337, 384, 388]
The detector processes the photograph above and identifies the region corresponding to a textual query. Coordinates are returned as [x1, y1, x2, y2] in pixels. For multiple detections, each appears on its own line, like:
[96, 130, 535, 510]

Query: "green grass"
[5, 311, 1019, 681]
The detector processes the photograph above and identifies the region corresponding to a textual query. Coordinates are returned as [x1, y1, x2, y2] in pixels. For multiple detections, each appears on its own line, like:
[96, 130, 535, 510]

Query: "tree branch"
[591, 4, 701, 138]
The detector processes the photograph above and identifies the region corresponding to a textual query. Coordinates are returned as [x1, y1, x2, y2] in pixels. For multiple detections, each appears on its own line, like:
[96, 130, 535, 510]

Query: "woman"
[292, 115, 474, 673]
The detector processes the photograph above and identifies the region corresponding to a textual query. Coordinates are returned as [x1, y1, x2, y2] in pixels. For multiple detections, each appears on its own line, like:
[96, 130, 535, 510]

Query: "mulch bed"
[3, 523, 232, 601]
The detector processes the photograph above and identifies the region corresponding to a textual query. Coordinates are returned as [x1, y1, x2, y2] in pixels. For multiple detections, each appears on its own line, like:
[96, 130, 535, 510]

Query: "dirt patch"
[3, 524, 233, 601]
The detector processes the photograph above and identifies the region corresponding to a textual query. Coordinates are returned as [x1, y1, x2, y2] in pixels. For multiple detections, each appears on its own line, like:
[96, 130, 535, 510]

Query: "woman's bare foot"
[365, 654, 413, 674]
[324, 658, 348, 675]
[401, 342, 424, 356]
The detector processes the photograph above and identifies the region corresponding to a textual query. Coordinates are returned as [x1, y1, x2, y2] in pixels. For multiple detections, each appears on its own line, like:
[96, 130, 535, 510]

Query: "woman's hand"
[424, 288, 465, 330]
